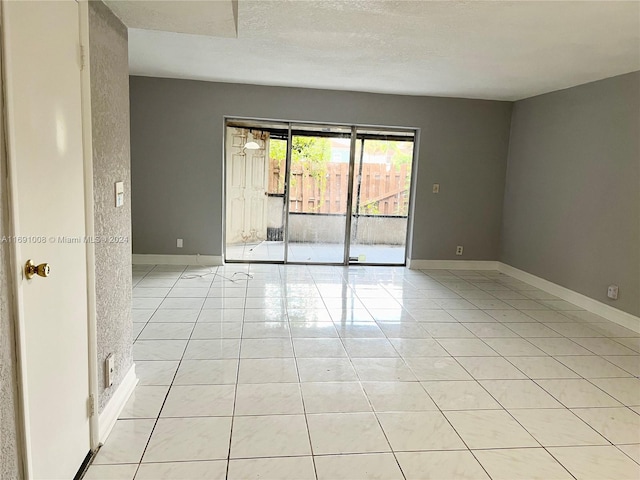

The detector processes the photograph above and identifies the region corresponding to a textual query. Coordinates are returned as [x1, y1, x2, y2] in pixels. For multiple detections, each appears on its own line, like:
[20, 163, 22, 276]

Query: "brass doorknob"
[25, 259, 51, 279]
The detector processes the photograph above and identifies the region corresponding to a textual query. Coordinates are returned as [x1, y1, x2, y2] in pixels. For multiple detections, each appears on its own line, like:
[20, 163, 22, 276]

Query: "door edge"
[78, 0, 100, 452]
[1, 0, 35, 475]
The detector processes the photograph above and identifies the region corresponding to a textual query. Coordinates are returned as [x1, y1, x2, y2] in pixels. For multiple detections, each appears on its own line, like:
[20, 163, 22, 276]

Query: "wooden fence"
[269, 159, 411, 216]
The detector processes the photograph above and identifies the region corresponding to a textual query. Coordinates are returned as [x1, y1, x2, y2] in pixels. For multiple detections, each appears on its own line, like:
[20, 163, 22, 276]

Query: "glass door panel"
[349, 133, 414, 265]
[224, 120, 289, 262]
[286, 125, 352, 264]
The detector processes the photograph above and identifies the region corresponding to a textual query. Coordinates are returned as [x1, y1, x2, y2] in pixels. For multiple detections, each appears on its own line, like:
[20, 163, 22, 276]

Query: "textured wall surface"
[502, 72, 640, 316]
[0, 35, 21, 478]
[89, 1, 133, 412]
[129, 77, 513, 261]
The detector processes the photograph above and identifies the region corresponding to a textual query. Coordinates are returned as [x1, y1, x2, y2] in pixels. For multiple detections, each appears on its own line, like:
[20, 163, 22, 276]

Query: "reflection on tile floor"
[87, 264, 640, 479]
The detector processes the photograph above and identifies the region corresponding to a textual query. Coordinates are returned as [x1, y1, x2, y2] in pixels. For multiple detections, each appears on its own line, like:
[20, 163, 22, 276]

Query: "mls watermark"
[1, 235, 129, 244]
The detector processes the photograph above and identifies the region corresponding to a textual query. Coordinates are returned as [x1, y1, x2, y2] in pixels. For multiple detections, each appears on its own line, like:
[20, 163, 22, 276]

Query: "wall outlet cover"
[607, 284, 619, 300]
[456, 246, 464, 256]
[432, 183, 440, 194]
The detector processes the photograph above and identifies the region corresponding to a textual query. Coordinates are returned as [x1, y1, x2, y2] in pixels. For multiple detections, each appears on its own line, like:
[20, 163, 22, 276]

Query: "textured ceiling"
[118, 0, 639, 101]
[104, 0, 237, 37]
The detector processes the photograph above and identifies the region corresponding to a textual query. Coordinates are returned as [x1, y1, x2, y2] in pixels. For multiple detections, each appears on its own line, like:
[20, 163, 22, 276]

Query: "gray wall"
[129, 77, 513, 261]
[501, 72, 640, 317]
[89, 1, 133, 412]
[0, 29, 21, 477]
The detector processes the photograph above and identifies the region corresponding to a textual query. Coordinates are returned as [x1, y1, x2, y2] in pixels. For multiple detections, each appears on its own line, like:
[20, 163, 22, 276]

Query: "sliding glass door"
[348, 132, 414, 264]
[224, 119, 415, 266]
[286, 124, 353, 264]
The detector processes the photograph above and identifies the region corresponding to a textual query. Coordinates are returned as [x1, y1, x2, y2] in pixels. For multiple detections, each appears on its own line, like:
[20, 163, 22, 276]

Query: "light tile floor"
[86, 264, 640, 479]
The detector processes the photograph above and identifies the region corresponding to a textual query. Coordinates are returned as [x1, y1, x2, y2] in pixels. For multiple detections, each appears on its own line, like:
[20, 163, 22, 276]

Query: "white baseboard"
[408, 259, 500, 270]
[132, 254, 223, 266]
[98, 364, 138, 444]
[498, 263, 640, 334]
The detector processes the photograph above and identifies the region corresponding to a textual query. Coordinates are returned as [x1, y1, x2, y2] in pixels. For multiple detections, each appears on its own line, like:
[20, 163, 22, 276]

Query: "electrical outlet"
[432, 183, 440, 194]
[607, 284, 619, 300]
[456, 245, 464, 256]
[105, 354, 114, 388]
[177, 238, 183, 248]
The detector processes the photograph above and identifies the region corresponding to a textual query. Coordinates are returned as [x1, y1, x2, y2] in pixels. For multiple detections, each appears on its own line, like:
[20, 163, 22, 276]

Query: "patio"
[225, 241, 406, 264]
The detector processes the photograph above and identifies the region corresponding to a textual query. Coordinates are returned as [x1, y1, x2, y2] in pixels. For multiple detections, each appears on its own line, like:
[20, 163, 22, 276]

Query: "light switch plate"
[432, 183, 440, 194]
[115, 181, 124, 207]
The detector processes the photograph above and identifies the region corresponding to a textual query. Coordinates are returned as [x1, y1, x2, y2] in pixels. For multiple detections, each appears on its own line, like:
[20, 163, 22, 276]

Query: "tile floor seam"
[541, 447, 582, 480]
[224, 266, 249, 479]
[314, 270, 405, 475]
[289, 265, 320, 480]
[370, 321, 495, 480]
[130, 265, 189, 476]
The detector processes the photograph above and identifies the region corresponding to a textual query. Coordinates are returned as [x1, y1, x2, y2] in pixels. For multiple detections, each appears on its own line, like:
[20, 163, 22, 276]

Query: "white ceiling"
[105, 0, 237, 37]
[109, 0, 640, 101]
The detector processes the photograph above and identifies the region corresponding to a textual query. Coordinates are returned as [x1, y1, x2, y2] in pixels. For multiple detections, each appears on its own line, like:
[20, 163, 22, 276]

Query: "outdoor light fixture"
[244, 141, 260, 150]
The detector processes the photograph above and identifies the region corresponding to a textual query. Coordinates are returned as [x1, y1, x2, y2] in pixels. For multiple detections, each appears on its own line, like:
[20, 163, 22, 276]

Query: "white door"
[2, 1, 91, 477]
[225, 127, 269, 245]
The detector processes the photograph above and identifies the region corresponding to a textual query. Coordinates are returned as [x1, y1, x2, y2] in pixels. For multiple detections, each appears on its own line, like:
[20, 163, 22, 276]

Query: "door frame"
[1, 0, 100, 476]
[223, 116, 420, 266]
[0, 3, 28, 476]
[78, 0, 101, 454]
[282, 123, 293, 263]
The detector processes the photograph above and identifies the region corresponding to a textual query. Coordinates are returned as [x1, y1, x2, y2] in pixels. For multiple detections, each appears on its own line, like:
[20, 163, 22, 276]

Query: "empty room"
[0, 1, 639, 479]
